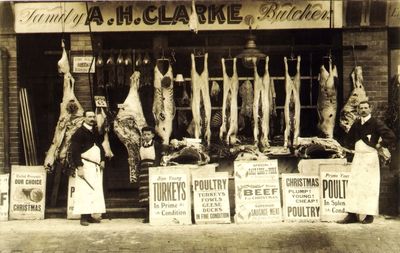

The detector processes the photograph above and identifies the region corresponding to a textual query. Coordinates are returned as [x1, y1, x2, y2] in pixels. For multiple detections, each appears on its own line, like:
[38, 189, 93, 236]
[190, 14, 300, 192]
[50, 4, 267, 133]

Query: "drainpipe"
[0, 47, 10, 174]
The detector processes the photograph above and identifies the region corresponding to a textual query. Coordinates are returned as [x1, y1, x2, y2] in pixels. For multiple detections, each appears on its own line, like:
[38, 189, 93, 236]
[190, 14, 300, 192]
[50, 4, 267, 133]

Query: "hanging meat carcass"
[317, 59, 338, 138]
[283, 56, 301, 147]
[189, 0, 199, 34]
[44, 40, 84, 171]
[340, 66, 368, 133]
[95, 106, 114, 158]
[153, 60, 175, 145]
[253, 56, 272, 149]
[191, 53, 212, 145]
[114, 71, 147, 183]
[239, 79, 253, 131]
[219, 58, 239, 145]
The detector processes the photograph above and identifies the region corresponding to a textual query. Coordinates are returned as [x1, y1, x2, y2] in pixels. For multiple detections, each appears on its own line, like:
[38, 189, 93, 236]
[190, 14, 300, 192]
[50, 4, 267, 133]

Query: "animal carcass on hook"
[44, 40, 84, 172]
[114, 71, 147, 183]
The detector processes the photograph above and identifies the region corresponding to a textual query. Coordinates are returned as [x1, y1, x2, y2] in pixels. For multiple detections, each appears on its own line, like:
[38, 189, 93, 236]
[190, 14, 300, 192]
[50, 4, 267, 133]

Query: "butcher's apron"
[346, 140, 380, 215]
[73, 144, 106, 215]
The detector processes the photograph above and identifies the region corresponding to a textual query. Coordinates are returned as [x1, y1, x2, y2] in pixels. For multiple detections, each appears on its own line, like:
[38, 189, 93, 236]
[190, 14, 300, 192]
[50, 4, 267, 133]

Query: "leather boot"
[337, 213, 358, 224]
[80, 214, 89, 226]
[361, 215, 374, 224]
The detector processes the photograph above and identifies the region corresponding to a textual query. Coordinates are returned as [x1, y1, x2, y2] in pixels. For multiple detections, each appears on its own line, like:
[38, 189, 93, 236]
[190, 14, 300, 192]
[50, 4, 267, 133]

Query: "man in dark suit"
[339, 101, 396, 224]
[70, 110, 106, 226]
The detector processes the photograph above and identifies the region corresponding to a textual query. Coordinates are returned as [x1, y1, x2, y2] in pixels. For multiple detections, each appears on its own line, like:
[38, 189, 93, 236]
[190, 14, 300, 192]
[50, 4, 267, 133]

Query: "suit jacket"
[69, 125, 105, 169]
[345, 117, 396, 150]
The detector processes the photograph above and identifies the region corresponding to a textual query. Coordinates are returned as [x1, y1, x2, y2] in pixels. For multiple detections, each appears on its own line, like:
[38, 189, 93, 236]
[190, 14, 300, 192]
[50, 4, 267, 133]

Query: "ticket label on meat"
[10, 166, 46, 220]
[0, 174, 9, 221]
[319, 164, 351, 222]
[149, 166, 191, 225]
[192, 172, 230, 224]
[282, 174, 320, 222]
[234, 160, 281, 223]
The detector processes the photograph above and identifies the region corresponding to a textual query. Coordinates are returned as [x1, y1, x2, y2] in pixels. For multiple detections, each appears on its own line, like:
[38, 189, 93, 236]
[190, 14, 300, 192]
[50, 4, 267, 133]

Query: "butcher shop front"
[1, 0, 399, 220]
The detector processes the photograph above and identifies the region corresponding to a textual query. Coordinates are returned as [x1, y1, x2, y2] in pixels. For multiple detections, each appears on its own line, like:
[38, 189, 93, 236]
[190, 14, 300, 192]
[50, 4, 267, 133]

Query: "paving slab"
[1, 217, 400, 252]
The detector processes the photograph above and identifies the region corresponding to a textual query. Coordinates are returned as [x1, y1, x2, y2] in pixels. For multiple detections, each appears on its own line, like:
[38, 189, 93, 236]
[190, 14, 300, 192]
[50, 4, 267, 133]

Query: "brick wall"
[342, 29, 389, 119]
[0, 34, 20, 173]
[70, 33, 94, 111]
[343, 29, 398, 215]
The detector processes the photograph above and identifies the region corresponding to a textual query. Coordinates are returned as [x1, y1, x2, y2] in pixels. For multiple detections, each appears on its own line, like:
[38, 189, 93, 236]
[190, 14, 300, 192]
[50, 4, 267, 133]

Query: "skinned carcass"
[340, 66, 368, 133]
[188, 0, 199, 34]
[191, 53, 212, 145]
[283, 56, 301, 148]
[153, 61, 175, 145]
[114, 71, 147, 183]
[95, 107, 114, 159]
[317, 60, 338, 138]
[219, 58, 239, 145]
[44, 41, 84, 171]
[239, 79, 253, 131]
[253, 56, 272, 149]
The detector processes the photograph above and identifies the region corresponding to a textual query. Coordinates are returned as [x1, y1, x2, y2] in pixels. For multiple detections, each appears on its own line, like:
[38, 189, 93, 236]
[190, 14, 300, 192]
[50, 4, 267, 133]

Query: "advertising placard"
[67, 176, 80, 220]
[0, 174, 9, 221]
[149, 166, 191, 225]
[234, 160, 281, 223]
[282, 174, 320, 222]
[319, 164, 351, 222]
[193, 172, 230, 224]
[10, 166, 46, 220]
[72, 56, 95, 73]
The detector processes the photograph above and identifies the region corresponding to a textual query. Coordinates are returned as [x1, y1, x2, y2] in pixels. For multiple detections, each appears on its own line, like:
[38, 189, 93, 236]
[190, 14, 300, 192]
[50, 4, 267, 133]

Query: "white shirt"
[361, 114, 371, 125]
[83, 122, 93, 131]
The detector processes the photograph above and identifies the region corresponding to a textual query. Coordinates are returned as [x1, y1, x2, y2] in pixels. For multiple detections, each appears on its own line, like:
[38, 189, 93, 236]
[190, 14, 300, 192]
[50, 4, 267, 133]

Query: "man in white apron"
[70, 110, 106, 226]
[338, 101, 396, 224]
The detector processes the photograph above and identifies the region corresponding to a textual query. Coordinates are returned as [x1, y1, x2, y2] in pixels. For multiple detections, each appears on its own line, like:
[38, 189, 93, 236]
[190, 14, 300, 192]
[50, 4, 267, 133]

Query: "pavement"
[1, 216, 400, 253]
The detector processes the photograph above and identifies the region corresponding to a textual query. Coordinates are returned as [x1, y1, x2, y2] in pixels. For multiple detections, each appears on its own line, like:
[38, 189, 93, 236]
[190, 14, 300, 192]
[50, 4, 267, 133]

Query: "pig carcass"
[153, 61, 175, 145]
[317, 60, 338, 138]
[219, 58, 239, 145]
[283, 56, 301, 147]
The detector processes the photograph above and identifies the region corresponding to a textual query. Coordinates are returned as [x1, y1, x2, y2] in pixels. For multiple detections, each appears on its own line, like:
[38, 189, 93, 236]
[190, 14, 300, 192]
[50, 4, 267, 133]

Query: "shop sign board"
[149, 166, 191, 225]
[9, 166, 46, 220]
[297, 158, 347, 175]
[389, 1, 400, 27]
[192, 172, 230, 224]
[319, 164, 351, 222]
[234, 160, 282, 223]
[67, 176, 80, 220]
[14, 1, 343, 33]
[72, 56, 95, 73]
[0, 174, 9, 221]
[282, 174, 320, 222]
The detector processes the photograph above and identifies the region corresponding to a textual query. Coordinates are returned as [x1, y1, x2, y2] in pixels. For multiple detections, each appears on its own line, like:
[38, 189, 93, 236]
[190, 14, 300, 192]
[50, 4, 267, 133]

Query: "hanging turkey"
[44, 40, 84, 171]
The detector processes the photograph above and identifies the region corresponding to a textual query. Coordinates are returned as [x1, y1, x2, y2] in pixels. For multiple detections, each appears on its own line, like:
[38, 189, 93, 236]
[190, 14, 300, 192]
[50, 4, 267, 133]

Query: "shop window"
[370, 0, 387, 26]
[346, 0, 364, 26]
